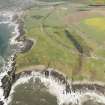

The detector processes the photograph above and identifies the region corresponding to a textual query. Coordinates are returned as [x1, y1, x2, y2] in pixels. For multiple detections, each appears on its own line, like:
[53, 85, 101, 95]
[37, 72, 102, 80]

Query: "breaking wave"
[7, 70, 105, 105]
[0, 7, 105, 105]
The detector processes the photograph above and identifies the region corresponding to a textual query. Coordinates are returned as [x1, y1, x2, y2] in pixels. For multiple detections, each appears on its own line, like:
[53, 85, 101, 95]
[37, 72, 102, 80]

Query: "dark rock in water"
[62, 104, 72, 105]
[0, 101, 4, 105]
[16, 39, 33, 53]
[94, 84, 105, 94]
[72, 83, 105, 94]
[9, 76, 58, 105]
[21, 39, 33, 52]
[0, 55, 16, 99]
[0, 14, 33, 104]
[1, 75, 12, 98]
[11, 14, 19, 22]
[50, 70, 66, 84]
[8, 70, 15, 81]
[19, 28, 25, 36]
[11, 15, 34, 54]
[16, 19, 24, 26]
[2, 64, 105, 105]
[83, 100, 104, 105]
[17, 22, 25, 36]
[65, 83, 71, 93]
[44, 70, 49, 77]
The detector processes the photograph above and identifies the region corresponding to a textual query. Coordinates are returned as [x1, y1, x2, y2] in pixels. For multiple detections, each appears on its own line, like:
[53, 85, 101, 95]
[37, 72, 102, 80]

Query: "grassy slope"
[16, 2, 105, 81]
[88, 0, 105, 5]
[16, 7, 79, 78]
[76, 16, 105, 81]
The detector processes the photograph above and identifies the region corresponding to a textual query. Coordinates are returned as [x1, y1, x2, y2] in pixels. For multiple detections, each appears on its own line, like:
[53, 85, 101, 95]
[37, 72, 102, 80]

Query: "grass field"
[77, 15, 105, 81]
[84, 17, 105, 31]
[16, 7, 79, 78]
[89, 0, 105, 4]
[16, 2, 105, 82]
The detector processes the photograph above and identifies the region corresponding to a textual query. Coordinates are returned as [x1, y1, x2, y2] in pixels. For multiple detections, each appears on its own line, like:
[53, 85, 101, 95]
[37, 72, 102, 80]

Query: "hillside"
[16, 0, 105, 82]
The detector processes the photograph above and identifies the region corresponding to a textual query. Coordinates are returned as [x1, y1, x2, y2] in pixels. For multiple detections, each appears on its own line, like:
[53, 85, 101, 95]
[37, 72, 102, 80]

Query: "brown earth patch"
[64, 8, 105, 25]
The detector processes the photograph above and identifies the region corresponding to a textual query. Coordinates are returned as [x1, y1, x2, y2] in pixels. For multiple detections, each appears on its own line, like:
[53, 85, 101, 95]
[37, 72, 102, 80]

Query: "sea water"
[8, 71, 105, 105]
[0, 15, 14, 69]
[0, 0, 105, 105]
[9, 78, 58, 105]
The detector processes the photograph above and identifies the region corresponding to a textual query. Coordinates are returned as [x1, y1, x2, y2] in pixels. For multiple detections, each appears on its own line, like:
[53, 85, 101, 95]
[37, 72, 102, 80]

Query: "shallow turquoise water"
[0, 24, 12, 57]
[0, 1, 104, 105]
[0, 17, 14, 67]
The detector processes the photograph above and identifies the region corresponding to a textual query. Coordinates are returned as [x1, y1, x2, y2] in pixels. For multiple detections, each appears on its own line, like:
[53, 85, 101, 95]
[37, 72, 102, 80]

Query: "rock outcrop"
[3, 55, 16, 97]
[0, 55, 16, 105]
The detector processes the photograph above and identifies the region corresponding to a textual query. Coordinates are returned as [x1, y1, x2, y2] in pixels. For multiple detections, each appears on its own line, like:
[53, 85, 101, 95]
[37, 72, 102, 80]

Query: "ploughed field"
[16, 1, 105, 82]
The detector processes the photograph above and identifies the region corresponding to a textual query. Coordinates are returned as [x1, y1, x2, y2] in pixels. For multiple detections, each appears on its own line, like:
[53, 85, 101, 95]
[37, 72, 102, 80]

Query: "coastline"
[14, 69, 105, 93]
[8, 69, 105, 105]
[0, 11, 33, 105]
[15, 64, 105, 88]
[9, 12, 33, 53]
[0, 12, 17, 102]
[0, 10, 105, 105]
[0, 1, 105, 105]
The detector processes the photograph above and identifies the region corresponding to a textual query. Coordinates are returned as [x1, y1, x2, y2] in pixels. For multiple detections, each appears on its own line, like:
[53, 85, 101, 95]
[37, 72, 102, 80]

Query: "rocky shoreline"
[11, 13, 34, 53]
[0, 54, 16, 105]
[0, 12, 33, 105]
[7, 69, 105, 105]
[1, 12, 105, 105]
[1, 63, 105, 105]
[14, 69, 105, 95]
[1, 55, 105, 105]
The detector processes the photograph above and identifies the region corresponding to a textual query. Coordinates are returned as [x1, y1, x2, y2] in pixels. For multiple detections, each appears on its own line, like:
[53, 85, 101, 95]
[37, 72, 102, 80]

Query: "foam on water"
[0, 12, 21, 105]
[10, 23, 24, 45]
[7, 71, 105, 105]
[0, 10, 105, 105]
[0, 11, 23, 46]
[0, 54, 15, 105]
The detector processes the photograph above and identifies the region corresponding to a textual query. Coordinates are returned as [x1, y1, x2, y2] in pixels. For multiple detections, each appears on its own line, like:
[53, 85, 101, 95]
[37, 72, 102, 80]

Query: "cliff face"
[0, 14, 34, 105]
[0, 55, 16, 105]
[1, 66, 16, 98]
[11, 14, 34, 53]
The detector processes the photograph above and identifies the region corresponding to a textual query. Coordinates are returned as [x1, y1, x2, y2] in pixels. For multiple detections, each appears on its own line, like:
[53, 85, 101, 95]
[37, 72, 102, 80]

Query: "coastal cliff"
[1, 10, 105, 105]
[0, 13, 34, 105]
